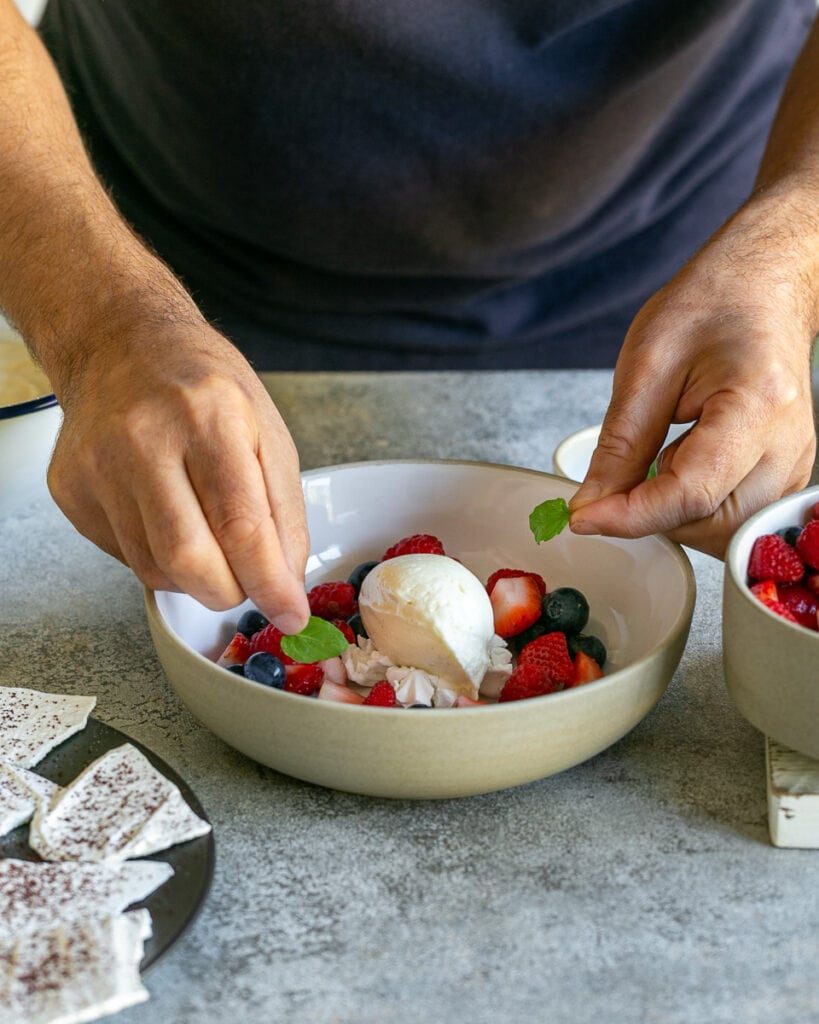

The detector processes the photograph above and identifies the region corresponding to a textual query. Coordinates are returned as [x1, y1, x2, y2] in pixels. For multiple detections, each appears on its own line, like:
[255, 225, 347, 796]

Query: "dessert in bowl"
[146, 460, 695, 799]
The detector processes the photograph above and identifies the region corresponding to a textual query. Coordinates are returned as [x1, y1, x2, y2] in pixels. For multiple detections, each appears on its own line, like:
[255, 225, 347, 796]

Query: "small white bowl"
[146, 460, 695, 799]
[724, 486, 819, 758]
[553, 423, 693, 482]
[0, 395, 61, 517]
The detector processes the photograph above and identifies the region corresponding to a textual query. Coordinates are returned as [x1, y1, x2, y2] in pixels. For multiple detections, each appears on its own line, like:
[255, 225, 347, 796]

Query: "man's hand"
[569, 184, 818, 558]
[48, 322, 311, 630]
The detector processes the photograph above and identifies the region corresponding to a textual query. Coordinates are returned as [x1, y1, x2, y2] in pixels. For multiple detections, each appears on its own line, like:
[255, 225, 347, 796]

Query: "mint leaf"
[280, 616, 350, 664]
[529, 497, 571, 544]
[646, 459, 658, 480]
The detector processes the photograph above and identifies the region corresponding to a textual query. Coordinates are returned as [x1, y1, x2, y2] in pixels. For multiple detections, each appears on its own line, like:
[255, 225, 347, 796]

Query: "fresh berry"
[796, 520, 819, 571]
[284, 663, 324, 696]
[331, 619, 356, 644]
[489, 574, 543, 638]
[541, 588, 589, 636]
[218, 632, 253, 667]
[244, 652, 287, 688]
[347, 613, 368, 640]
[499, 663, 560, 703]
[382, 534, 445, 560]
[812, 503, 819, 521]
[750, 580, 779, 605]
[236, 609, 269, 638]
[777, 526, 803, 547]
[517, 632, 575, 687]
[570, 651, 604, 686]
[762, 600, 799, 624]
[249, 625, 293, 664]
[226, 664, 245, 676]
[486, 569, 546, 598]
[307, 581, 358, 620]
[778, 584, 819, 630]
[455, 694, 487, 707]
[566, 634, 607, 669]
[347, 561, 380, 595]
[317, 680, 365, 704]
[507, 619, 549, 657]
[408, 703, 432, 709]
[363, 681, 398, 707]
[747, 534, 804, 583]
[807, 574, 819, 597]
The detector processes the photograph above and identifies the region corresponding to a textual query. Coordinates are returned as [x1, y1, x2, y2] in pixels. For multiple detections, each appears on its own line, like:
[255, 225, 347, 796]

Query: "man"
[0, 1, 816, 632]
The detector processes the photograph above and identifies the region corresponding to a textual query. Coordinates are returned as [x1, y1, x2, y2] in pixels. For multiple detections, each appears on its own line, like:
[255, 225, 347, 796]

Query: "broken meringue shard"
[359, 554, 495, 697]
[29, 743, 211, 863]
[0, 687, 96, 769]
[0, 763, 58, 838]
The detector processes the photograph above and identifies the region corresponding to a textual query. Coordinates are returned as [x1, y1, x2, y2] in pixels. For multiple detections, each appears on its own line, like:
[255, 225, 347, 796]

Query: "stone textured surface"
[2, 370, 818, 1024]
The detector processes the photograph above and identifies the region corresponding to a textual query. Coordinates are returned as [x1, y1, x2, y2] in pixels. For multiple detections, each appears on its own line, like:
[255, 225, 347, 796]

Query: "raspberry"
[284, 663, 323, 696]
[307, 581, 358, 620]
[807, 574, 819, 597]
[249, 625, 293, 664]
[796, 520, 819, 571]
[382, 534, 446, 560]
[747, 534, 804, 584]
[331, 619, 356, 644]
[517, 632, 575, 688]
[486, 568, 546, 598]
[778, 584, 819, 630]
[363, 681, 398, 707]
[763, 600, 799, 625]
[499, 664, 559, 703]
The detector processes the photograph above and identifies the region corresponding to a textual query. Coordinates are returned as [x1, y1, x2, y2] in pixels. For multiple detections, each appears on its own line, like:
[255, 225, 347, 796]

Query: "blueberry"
[244, 652, 286, 688]
[225, 663, 245, 676]
[237, 609, 269, 639]
[777, 525, 803, 547]
[542, 588, 589, 636]
[347, 613, 368, 640]
[347, 561, 380, 596]
[408, 703, 432, 709]
[567, 634, 607, 668]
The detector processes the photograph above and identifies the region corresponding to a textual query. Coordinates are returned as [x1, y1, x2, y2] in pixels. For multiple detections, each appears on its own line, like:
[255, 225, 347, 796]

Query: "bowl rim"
[725, 483, 819, 640]
[0, 393, 58, 421]
[145, 458, 697, 715]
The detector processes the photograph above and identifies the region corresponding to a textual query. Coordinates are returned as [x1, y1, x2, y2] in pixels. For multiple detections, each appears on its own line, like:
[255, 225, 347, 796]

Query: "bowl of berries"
[724, 485, 819, 759]
[145, 460, 695, 799]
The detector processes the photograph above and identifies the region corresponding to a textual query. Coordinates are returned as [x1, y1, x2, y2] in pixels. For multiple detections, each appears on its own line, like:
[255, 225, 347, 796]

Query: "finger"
[186, 439, 310, 632]
[257, 418, 310, 581]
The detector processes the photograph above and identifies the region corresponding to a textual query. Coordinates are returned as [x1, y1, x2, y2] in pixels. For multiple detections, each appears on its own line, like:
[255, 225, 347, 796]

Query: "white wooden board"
[767, 737, 819, 848]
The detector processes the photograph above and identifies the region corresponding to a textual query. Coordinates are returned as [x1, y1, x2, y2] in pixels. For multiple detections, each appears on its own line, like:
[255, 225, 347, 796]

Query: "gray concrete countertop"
[2, 370, 818, 1024]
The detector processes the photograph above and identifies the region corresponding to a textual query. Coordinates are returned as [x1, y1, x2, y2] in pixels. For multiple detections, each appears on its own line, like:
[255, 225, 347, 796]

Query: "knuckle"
[210, 506, 269, 551]
[595, 423, 641, 464]
[681, 478, 722, 522]
[155, 538, 210, 581]
[750, 360, 802, 413]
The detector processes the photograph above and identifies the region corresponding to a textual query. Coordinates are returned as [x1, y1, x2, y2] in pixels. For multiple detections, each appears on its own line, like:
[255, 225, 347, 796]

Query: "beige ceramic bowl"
[724, 485, 819, 758]
[145, 460, 696, 799]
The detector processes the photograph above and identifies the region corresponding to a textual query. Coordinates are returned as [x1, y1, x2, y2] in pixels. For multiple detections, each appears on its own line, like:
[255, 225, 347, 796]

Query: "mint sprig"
[280, 616, 350, 663]
[529, 497, 571, 544]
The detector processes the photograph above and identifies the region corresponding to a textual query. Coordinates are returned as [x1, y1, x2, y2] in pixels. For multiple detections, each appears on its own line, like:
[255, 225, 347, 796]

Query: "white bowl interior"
[553, 422, 693, 482]
[156, 461, 693, 679]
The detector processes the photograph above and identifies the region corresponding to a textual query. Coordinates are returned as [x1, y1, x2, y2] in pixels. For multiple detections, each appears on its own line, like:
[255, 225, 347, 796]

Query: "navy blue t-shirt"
[41, 1, 815, 368]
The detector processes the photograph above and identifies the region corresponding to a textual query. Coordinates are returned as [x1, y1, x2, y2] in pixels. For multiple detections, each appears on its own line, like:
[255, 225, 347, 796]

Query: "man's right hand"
[47, 322, 311, 632]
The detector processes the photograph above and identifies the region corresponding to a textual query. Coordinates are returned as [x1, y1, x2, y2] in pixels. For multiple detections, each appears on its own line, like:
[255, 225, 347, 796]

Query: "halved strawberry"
[569, 651, 604, 687]
[363, 681, 397, 707]
[318, 680, 365, 704]
[284, 663, 323, 696]
[778, 583, 819, 630]
[218, 632, 253, 667]
[750, 580, 779, 605]
[486, 569, 546, 598]
[490, 575, 543, 638]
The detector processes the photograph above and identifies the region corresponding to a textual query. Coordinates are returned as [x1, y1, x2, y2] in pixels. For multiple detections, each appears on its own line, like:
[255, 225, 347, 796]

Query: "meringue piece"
[0, 909, 152, 1024]
[360, 555, 495, 697]
[341, 637, 394, 687]
[0, 859, 172, 940]
[0, 687, 96, 769]
[320, 656, 347, 686]
[0, 763, 58, 838]
[386, 666, 437, 707]
[433, 687, 460, 709]
[29, 743, 211, 863]
[479, 634, 514, 699]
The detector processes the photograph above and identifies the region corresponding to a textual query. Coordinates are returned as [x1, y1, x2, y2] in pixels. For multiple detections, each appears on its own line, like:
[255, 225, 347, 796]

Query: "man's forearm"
[0, 0, 202, 401]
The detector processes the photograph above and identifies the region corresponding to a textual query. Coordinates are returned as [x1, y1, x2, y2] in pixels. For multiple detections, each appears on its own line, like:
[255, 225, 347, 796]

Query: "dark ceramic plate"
[0, 718, 215, 970]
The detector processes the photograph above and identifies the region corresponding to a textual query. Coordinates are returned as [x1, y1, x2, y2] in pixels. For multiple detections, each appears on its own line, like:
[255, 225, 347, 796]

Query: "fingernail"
[569, 481, 602, 512]
[570, 519, 601, 536]
[272, 611, 309, 635]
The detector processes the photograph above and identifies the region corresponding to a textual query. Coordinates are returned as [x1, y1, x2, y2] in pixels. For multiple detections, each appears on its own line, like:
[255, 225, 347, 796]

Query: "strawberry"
[807, 574, 819, 597]
[284, 663, 323, 695]
[249, 624, 293, 664]
[570, 651, 604, 687]
[778, 583, 819, 630]
[455, 694, 487, 707]
[331, 619, 356, 644]
[382, 534, 446, 560]
[363, 681, 398, 707]
[307, 582, 358, 620]
[747, 534, 804, 583]
[218, 632, 253, 667]
[499, 664, 559, 703]
[486, 568, 546, 598]
[750, 580, 779, 605]
[517, 632, 575, 688]
[489, 575, 543, 637]
[796, 520, 819, 571]
[763, 600, 799, 625]
[318, 680, 365, 704]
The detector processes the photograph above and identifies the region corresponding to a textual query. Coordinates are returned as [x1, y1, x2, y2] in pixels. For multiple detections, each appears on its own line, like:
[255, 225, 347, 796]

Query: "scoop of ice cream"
[359, 554, 495, 696]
